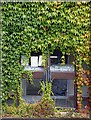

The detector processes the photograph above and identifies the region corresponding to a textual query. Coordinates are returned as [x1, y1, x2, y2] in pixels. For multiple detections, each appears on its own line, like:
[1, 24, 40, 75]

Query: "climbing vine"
[22, 70, 33, 84]
[2, 2, 90, 112]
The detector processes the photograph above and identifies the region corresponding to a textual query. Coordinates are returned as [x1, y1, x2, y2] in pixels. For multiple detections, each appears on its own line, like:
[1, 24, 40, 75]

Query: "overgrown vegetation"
[2, 1, 91, 114]
[22, 70, 33, 84]
[2, 81, 55, 118]
[1, 82, 90, 118]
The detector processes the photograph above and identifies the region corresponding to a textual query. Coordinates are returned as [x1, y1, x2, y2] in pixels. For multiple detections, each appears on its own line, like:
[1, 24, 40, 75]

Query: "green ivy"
[22, 70, 33, 84]
[2, 2, 90, 108]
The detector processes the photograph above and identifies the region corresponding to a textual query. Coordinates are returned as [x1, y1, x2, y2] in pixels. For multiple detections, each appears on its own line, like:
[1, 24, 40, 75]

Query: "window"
[21, 55, 29, 66]
[52, 79, 74, 107]
[29, 51, 42, 67]
[50, 49, 68, 65]
[52, 79, 67, 96]
[26, 79, 42, 95]
[81, 86, 89, 107]
[21, 49, 75, 107]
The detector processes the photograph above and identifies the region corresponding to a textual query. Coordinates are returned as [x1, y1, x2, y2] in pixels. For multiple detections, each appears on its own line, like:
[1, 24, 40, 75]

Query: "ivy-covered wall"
[2, 2, 90, 109]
